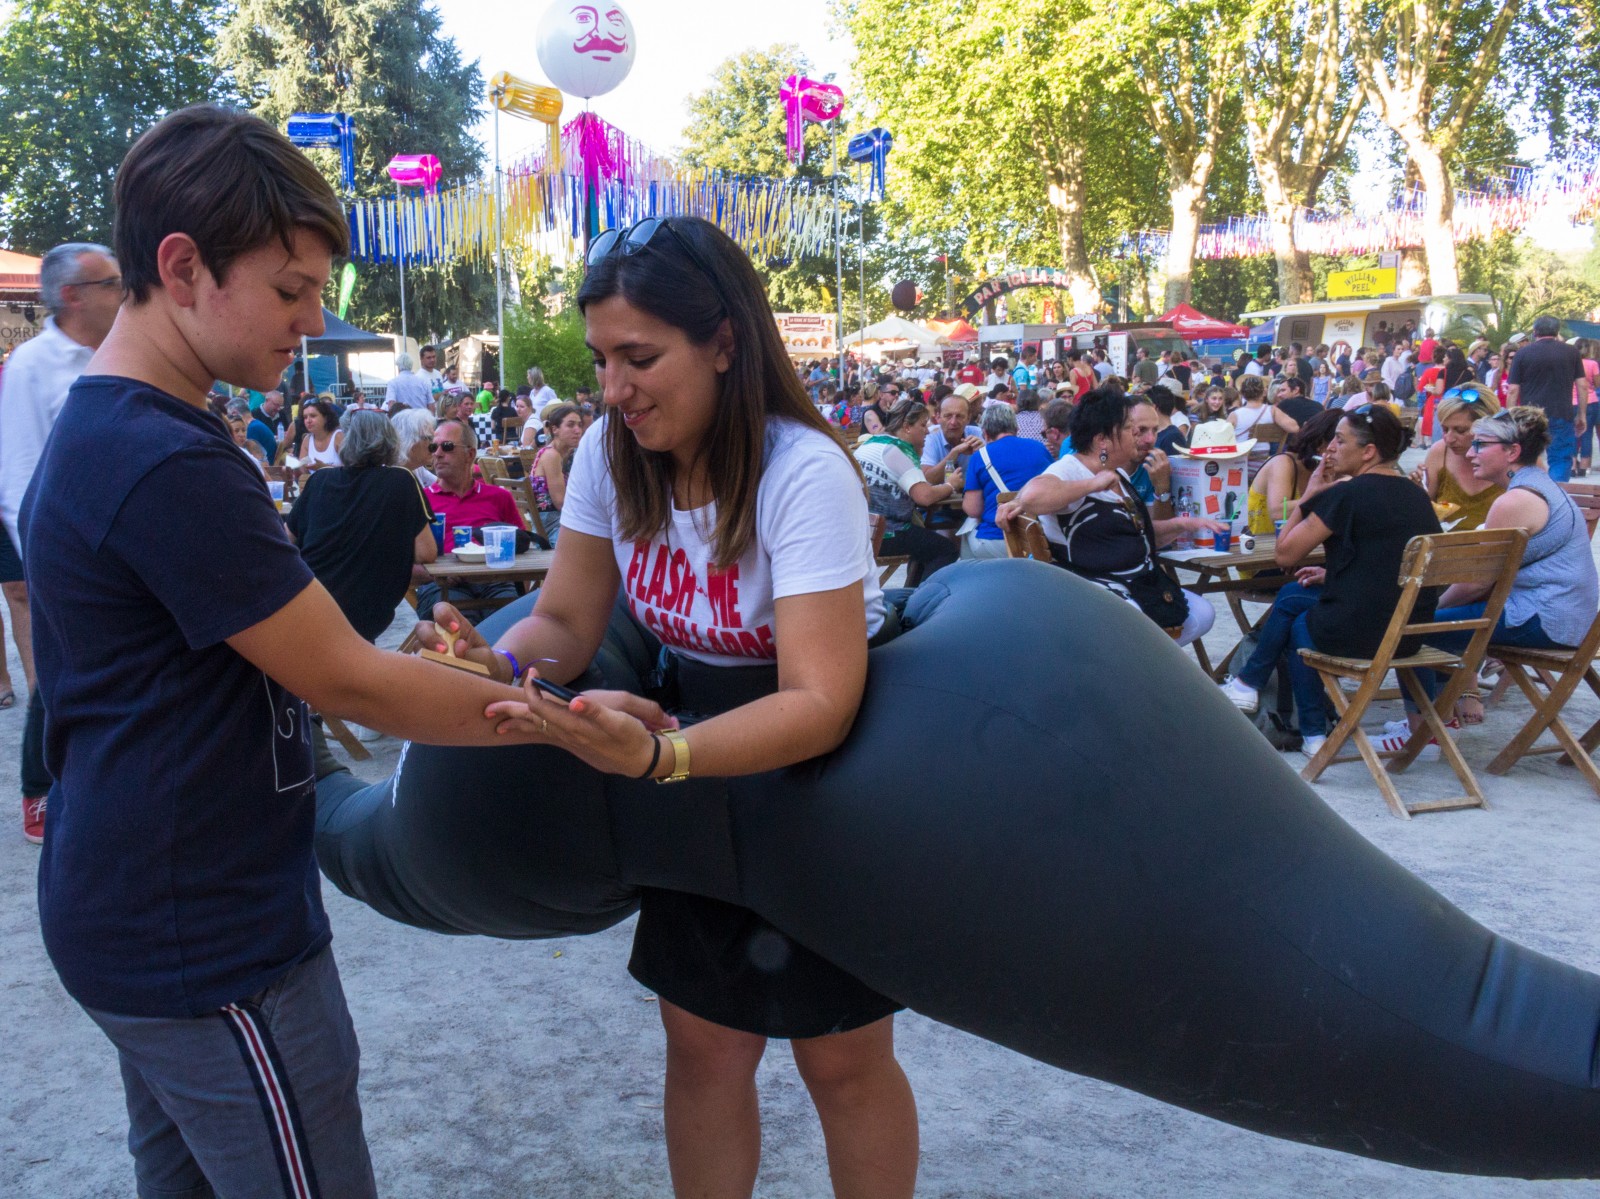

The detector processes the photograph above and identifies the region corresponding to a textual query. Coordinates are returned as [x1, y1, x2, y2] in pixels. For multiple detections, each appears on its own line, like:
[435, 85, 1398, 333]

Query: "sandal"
[1456, 694, 1485, 726]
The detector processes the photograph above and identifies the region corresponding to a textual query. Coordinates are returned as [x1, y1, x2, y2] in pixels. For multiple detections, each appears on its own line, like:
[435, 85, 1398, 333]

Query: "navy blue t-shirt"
[26, 376, 324, 1018]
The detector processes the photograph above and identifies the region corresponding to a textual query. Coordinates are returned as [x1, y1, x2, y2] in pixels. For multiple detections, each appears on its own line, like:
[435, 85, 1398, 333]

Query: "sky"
[433, 0, 851, 167]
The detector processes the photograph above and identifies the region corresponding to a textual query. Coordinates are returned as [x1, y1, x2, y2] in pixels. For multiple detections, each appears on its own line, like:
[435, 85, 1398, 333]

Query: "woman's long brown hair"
[577, 217, 851, 568]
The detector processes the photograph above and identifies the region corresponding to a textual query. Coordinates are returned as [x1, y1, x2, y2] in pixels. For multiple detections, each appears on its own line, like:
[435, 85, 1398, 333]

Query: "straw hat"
[1176, 420, 1255, 458]
[952, 383, 981, 402]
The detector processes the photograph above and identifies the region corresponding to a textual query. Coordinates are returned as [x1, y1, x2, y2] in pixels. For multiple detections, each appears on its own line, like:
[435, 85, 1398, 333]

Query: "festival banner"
[1326, 268, 1398, 300]
[774, 313, 836, 357]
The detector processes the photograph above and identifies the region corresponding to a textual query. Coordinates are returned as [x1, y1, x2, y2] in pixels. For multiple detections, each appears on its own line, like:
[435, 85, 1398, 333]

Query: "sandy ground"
[5, 481, 1600, 1197]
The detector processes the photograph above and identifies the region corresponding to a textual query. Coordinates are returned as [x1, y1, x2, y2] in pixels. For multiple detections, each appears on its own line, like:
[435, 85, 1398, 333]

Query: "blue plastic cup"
[1212, 526, 1233, 553]
[431, 514, 447, 554]
[452, 524, 473, 551]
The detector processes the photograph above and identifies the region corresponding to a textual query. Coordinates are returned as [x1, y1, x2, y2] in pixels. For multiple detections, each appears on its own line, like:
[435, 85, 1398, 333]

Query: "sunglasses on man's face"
[427, 441, 460, 454]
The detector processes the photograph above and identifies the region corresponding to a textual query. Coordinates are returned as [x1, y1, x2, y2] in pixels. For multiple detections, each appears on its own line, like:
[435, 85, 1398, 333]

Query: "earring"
[1099, 448, 1109, 465]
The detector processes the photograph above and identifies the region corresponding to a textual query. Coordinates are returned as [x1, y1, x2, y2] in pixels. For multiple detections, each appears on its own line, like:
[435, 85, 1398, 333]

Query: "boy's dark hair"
[115, 104, 349, 304]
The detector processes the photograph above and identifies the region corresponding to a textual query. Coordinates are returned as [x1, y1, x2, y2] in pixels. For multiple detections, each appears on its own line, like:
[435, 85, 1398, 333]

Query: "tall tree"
[845, 0, 1158, 313]
[217, 0, 490, 340]
[1099, 0, 1241, 309]
[1344, 0, 1520, 294]
[1237, 0, 1366, 303]
[0, 0, 226, 253]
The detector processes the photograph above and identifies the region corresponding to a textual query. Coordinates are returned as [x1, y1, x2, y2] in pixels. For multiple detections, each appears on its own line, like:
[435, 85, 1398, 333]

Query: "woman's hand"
[1091, 469, 1120, 492]
[995, 499, 1027, 526]
[1296, 566, 1327, 587]
[484, 670, 679, 777]
[414, 602, 509, 682]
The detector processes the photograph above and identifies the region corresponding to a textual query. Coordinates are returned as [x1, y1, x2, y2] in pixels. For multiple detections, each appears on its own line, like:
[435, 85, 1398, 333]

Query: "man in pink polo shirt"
[417, 418, 526, 613]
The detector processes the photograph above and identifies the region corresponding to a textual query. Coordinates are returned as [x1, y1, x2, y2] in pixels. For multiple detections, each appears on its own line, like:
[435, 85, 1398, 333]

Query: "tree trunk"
[1406, 140, 1460, 295]
[1046, 172, 1101, 314]
[1164, 178, 1206, 310]
[1249, 147, 1312, 304]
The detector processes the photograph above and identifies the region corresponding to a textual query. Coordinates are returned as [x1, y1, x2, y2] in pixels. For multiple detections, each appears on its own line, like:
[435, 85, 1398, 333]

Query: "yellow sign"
[1327, 268, 1398, 300]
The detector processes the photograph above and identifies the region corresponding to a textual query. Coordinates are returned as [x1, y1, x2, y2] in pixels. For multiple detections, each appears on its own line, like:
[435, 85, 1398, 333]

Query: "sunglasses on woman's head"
[586, 217, 716, 286]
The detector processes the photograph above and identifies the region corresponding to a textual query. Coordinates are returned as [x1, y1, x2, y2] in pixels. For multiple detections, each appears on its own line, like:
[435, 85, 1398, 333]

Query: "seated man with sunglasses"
[414, 418, 527, 615]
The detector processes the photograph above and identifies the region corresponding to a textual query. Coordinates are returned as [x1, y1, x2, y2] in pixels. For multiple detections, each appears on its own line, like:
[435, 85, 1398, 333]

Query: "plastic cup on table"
[1211, 526, 1233, 554]
[1274, 519, 1287, 539]
[430, 513, 447, 554]
[452, 525, 474, 552]
[481, 524, 517, 565]
[267, 480, 285, 512]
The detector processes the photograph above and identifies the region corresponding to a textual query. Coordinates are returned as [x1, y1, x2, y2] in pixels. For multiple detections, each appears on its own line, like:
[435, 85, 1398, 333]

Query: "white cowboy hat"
[952, 382, 981, 401]
[1177, 420, 1255, 458]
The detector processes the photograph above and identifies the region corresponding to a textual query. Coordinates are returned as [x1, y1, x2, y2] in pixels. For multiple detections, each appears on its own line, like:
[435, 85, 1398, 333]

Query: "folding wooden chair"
[317, 712, 371, 762]
[869, 513, 910, 586]
[1483, 608, 1600, 798]
[1560, 480, 1600, 538]
[997, 491, 1053, 561]
[1298, 527, 1527, 819]
[479, 455, 550, 546]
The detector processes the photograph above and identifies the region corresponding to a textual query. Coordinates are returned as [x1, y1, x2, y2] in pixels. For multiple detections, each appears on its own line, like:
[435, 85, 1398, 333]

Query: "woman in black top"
[286, 411, 437, 641]
[1220, 405, 1441, 756]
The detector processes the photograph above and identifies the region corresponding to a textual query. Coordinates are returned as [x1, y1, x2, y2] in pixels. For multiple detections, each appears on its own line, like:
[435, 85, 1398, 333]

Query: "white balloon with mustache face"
[536, 0, 636, 99]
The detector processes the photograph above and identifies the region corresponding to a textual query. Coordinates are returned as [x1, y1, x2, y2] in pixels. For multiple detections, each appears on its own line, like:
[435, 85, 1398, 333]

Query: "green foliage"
[0, 0, 226, 253]
[501, 299, 595, 402]
[216, 0, 492, 341]
[1460, 233, 1600, 336]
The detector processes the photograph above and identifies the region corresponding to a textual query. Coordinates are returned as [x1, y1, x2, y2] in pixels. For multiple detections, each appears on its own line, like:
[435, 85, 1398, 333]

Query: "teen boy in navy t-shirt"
[24, 105, 554, 1198]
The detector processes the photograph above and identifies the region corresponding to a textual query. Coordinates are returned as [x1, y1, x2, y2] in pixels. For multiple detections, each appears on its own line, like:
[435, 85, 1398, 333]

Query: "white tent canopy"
[840, 315, 950, 351]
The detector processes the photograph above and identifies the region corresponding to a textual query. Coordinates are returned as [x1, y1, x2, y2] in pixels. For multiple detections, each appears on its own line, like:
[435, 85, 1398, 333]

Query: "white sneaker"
[1373, 726, 1443, 761]
[1298, 734, 1327, 761]
[1221, 676, 1260, 713]
[1374, 719, 1410, 738]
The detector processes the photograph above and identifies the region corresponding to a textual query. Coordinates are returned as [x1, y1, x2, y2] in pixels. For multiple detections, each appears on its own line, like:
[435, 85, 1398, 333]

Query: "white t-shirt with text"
[562, 417, 884, 667]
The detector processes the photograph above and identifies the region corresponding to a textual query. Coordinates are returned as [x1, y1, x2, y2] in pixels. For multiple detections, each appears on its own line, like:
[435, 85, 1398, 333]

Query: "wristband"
[637, 733, 663, 780]
[497, 649, 522, 682]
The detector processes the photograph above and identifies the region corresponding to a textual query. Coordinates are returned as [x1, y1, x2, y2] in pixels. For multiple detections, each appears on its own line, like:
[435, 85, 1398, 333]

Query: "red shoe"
[22, 795, 45, 845]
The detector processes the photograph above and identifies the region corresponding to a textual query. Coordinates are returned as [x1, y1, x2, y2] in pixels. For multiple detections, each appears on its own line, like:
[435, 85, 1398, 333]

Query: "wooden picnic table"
[421, 548, 556, 608]
[1157, 534, 1325, 681]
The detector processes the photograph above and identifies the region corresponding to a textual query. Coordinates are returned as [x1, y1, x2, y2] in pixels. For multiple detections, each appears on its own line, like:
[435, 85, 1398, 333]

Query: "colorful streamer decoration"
[491, 71, 564, 172]
[780, 74, 845, 164]
[345, 115, 843, 269]
[286, 112, 355, 191]
[336, 262, 358, 319]
[846, 127, 893, 200]
[1128, 161, 1600, 263]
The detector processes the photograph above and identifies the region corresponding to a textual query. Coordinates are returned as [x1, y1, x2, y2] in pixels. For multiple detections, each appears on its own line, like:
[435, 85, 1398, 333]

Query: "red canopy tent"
[0, 249, 41, 298]
[926, 316, 979, 342]
[1157, 302, 1247, 339]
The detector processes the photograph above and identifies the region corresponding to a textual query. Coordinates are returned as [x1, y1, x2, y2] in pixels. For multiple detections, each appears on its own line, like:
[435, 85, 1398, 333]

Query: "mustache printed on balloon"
[570, 5, 629, 59]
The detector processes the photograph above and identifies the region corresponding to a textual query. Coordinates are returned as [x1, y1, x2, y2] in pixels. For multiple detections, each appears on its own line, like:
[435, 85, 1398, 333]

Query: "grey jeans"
[84, 947, 377, 1199]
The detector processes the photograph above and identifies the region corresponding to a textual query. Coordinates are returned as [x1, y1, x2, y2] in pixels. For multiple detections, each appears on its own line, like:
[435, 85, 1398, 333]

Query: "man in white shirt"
[0, 241, 122, 843]
[418, 344, 444, 394]
[1380, 343, 1408, 389]
[984, 357, 1011, 393]
[384, 352, 434, 410]
[921, 389, 983, 485]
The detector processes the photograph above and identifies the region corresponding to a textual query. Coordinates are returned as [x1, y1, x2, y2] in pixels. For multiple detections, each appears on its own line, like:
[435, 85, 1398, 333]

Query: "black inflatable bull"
[315, 561, 1600, 1179]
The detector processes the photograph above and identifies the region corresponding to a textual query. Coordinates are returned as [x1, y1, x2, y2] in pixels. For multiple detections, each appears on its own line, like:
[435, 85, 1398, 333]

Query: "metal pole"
[396, 182, 408, 350]
[833, 123, 844, 390]
[857, 165, 866, 337]
[493, 103, 506, 372]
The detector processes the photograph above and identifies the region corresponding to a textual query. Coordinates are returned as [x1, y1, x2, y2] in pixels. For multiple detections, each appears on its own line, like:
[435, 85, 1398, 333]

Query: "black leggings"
[880, 523, 959, 586]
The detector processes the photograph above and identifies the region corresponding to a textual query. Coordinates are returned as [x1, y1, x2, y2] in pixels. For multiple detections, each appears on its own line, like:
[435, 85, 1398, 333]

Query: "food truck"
[1237, 294, 1498, 358]
[977, 320, 1197, 378]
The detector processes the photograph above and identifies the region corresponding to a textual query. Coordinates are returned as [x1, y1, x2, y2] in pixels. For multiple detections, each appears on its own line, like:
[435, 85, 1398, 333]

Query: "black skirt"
[626, 636, 904, 1040]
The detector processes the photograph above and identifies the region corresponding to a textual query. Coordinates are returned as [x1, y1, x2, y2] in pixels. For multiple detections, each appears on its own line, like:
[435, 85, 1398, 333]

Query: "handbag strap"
[978, 444, 1008, 493]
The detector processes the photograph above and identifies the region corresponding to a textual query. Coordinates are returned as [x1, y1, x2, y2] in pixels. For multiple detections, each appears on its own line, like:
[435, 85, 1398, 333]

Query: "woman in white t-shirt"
[854, 397, 960, 583]
[415, 216, 917, 1199]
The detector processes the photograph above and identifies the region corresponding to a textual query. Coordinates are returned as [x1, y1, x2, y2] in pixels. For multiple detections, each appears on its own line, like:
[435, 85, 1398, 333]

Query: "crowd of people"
[2, 100, 1598, 1199]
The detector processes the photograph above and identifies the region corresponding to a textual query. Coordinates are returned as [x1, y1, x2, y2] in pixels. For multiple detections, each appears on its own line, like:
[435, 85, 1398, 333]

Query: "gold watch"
[656, 729, 691, 784]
